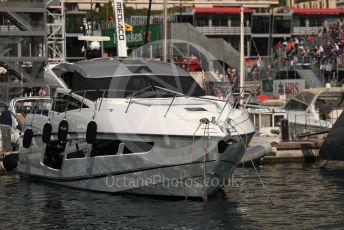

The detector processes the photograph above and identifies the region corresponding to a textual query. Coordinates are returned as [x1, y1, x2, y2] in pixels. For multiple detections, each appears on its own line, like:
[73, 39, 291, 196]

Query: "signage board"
[262, 79, 305, 96]
[273, 79, 305, 96]
[102, 24, 161, 49]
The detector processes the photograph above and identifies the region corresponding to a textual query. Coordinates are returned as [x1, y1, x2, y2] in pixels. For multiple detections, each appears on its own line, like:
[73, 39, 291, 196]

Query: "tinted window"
[14, 99, 51, 116]
[72, 74, 205, 100]
[252, 15, 270, 33]
[308, 15, 323, 27]
[273, 15, 291, 34]
[195, 15, 209, 27]
[250, 38, 269, 56]
[53, 93, 88, 113]
[90, 140, 154, 157]
[284, 99, 308, 110]
[231, 15, 240, 27]
[212, 15, 228, 26]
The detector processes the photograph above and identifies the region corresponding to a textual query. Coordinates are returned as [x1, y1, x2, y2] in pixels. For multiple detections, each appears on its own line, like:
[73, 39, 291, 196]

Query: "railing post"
[98, 90, 106, 112]
[80, 90, 87, 111]
[164, 95, 176, 118]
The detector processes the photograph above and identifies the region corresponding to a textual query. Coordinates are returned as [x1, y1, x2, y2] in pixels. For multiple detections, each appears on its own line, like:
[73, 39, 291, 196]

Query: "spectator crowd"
[274, 18, 344, 83]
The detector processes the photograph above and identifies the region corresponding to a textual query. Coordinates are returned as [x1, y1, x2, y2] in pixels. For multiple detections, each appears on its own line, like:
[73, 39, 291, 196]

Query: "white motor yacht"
[18, 58, 255, 198]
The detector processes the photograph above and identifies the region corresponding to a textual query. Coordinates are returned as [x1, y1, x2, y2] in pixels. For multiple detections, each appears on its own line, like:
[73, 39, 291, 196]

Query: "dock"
[261, 140, 323, 164]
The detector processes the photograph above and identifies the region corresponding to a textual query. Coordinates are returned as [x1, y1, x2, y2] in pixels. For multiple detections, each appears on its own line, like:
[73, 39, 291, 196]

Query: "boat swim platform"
[261, 140, 324, 164]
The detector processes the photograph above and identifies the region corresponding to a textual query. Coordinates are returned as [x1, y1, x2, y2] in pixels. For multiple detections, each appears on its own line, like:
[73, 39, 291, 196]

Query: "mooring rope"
[230, 119, 274, 206]
[189, 118, 211, 202]
[200, 118, 211, 204]
[186, 122, 204, 200]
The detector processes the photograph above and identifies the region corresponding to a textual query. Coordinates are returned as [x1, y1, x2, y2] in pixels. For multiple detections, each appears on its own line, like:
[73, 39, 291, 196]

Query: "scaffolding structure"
[46, 0, 66, 63]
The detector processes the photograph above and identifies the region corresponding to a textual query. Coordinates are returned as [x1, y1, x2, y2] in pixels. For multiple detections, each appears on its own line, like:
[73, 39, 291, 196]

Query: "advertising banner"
[102, 24, 161, 49]
[273, 79, 305, 96]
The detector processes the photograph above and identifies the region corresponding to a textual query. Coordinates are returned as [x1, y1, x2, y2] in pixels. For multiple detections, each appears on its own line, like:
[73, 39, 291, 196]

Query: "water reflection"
[0, 164, 344, 229]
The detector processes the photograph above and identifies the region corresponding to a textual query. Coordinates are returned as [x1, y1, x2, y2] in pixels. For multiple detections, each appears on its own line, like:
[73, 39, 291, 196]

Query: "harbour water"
[0, 163, 343, 229]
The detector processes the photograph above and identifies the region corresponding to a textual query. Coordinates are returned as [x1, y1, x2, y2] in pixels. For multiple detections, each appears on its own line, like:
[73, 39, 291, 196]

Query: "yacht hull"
[19, 133, 254, 198]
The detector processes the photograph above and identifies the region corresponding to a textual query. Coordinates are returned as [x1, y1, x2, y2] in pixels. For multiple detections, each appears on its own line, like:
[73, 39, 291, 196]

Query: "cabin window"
[14, 99, 51, 116]
[261, 114, 272, 128]
[73, 75, 205, 100]
[90, 140, 154, 157]
[67, 144, 86, 159]
[274, 115, 285, 127]
[91, 140, 121, 156]
[52, 93, 88, 113]
[249, 113, 260, 130]
[248, 114, 255, 128]
[59, 72, 74, 88]
[185, 107, 207, 111]
[67, 151, 86, 159]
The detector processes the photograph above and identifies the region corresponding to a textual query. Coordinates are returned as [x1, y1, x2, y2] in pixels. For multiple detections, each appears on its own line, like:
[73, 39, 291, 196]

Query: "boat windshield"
[285, 90, 344, 111]
[69, 72, 205, 100]
[314, 92, 344, 110]
[13, 98, 51, 115]
[284, 91, 315, 110]
[284, 98, 308, 110]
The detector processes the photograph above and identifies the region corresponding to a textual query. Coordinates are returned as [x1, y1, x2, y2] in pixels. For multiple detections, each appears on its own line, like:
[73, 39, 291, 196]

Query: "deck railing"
[0, 2, 45, 8]
[195, 26, 251, 35]
[292, 26, 323, 35]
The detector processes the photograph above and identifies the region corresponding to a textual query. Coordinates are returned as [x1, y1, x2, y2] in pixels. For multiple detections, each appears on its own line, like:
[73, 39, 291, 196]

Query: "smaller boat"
[239, 143, 271, 165]
[248, 86, 344, 142]
[285, 87, 344, 137]
[1, 96, 51, 172]
[246, 103, 286, 139]
[0, 96, 51, 150]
